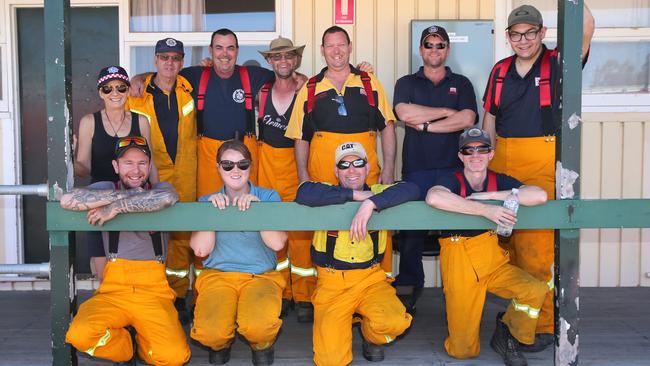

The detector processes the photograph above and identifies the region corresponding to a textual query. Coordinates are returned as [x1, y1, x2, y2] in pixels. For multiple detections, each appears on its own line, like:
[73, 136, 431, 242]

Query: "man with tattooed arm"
[61, 135, 190, 366]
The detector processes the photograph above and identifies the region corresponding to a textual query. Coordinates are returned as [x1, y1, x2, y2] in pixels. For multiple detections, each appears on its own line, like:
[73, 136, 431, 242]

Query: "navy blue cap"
[155, 38, 184, 55]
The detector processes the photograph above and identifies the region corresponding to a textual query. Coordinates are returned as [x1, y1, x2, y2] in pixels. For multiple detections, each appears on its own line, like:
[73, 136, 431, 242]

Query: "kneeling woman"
[190, 140, 287, 365]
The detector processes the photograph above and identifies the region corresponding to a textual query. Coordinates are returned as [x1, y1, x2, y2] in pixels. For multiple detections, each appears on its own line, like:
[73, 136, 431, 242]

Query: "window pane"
[513, 0, 650, 28]
[130, 0, 275, 32]
[582, 41, 650, 94]
[130, 45, 269, 75]
[0, 47, 3, 100]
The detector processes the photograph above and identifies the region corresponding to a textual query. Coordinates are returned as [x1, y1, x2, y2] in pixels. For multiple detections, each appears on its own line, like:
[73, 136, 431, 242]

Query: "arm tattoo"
[108, 188, 179, 214]
[60, 188, 130, 211]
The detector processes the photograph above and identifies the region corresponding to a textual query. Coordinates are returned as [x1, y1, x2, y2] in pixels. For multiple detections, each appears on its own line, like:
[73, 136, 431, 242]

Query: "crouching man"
[296, 142, 418, 366]
[62, 135, 190, 366]
[425, 127, 549, 366]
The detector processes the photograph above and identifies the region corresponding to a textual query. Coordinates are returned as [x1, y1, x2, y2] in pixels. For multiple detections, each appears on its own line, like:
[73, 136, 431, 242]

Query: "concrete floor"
[1, 288, 649, 365]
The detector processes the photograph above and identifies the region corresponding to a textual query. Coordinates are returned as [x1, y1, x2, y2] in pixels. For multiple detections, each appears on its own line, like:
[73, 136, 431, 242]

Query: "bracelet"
[423, 122, 430, 132]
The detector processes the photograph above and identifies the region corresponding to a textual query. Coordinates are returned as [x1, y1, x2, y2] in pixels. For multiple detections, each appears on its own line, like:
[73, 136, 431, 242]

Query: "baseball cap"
[335, 142, 368, 163]
[507, 5, 543, 29]
[458, 127, 491, 148]
[97, 66, 130, 88]
[114, 136, 151, 159]
[155, 37, 184, 55]
[258, 37, 305, 57]
[420, 25, 450, 46]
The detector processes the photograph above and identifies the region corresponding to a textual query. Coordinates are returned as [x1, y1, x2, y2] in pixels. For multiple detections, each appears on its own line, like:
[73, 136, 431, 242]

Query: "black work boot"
[490, 312, 527, 366]
[519, 333, 554, 352]
[208, 346, 232, 365]
[114, 326, 137, 365]
[296, 301, 314, 323]
[251, 346, 275, 366]
[174, 297, 191, 325]
[280, 299, 292, 318]
[362, 338, 385, 362]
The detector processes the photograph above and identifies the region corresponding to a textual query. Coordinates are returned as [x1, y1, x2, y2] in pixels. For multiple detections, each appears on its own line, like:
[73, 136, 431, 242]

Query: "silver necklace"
[104, 110, 126, 137]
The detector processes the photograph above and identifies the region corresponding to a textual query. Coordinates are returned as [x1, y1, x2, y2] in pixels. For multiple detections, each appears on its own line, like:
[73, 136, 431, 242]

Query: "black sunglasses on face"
[100, 84, 129, 95]
[219, 159, 251, 171]
[459, 145, 491, 155]
[336, 158, 367, 170]
[157, 54, 184, 62]
[423, 42, 447, 50]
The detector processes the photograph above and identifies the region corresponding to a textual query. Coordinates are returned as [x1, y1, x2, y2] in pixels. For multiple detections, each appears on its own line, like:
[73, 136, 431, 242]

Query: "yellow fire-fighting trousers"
[257, 141, 316, 302]
[308, 131, 393, 276]
[191, 269, 286, 351]
[489, 135, 555, 334]
[439, 231, 548, 359]
[197, 135, 259, 198]
[312, 265, 412, 366]
[65, 259, 190, 365]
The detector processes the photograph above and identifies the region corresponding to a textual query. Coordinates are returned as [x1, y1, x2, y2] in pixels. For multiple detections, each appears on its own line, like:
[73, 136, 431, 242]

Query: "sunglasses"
[219, 159, 251, 171]
[336, 158, 367, 170]
[332, 95, 348, 116]
[100, 84, 129, 95]
[157, 54, 184, 62]
[115, 136, 147, 153]
[459, 145, 491, 155]
[270, 52, 297, 61]
[423, 42, 447, 50]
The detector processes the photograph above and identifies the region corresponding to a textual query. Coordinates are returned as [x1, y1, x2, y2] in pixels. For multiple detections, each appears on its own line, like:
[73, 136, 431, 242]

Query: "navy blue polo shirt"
[393, 66, 477, 175]
[180, 65, 273, 140]
[147, 76, 179, 162]
[483, 44, 588, 137]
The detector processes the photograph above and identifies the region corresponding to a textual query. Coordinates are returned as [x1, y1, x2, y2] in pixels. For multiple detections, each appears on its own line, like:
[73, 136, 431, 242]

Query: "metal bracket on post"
[44, 0, 76, 365]
[555, 1, 584, 365]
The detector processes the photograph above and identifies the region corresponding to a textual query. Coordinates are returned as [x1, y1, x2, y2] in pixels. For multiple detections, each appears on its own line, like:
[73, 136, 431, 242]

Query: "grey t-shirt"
[89, 181, 171, 261]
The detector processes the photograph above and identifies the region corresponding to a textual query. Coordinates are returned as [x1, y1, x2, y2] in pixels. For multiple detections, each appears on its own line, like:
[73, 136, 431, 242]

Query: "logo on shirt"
[535, 77, 540, 87]
[360, 88, 367, 96]
[232, 88, 245, 103]
[449, 87, 457, 95]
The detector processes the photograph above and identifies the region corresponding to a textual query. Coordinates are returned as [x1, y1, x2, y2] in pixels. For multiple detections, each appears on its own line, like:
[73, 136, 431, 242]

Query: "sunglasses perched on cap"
[100, 84, 129, 95]
[459, 145, 492, 155]
[423, 42, 447, 50]
[336, 158, 367, 170]
[219, 159, 251, 172]
[115, 136, 148, 152]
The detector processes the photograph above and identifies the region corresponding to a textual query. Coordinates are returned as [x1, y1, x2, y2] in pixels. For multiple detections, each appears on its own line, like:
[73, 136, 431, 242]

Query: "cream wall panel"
[620, 123, 643, 286]
[459, 0, 480, 18]
[416, 0, 438, 19]
[439, 0, 459, 19]
[293, 0, 315, 76]
[479, 0, 495, 19]
[354, 0, 375, 67]
[580, 123, 602, 286]
[313, 0, 333, 73]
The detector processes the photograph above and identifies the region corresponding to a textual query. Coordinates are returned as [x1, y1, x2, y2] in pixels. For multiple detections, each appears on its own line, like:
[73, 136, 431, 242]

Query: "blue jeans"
[394, 167, 459, 288]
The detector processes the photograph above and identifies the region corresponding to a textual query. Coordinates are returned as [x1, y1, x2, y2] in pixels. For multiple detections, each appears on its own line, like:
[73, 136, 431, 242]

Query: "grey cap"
[459, 127, 491, 148]
[507, 5, 543, 29]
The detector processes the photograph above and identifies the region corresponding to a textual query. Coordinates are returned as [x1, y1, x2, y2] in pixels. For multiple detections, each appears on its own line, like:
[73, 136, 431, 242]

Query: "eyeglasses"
[336, 158, 367, 170]
[157, 54, 184, 62]
[100, 84, 129, 95]
[423, 42, 447, 50]
[115, 136, 148, 154]
[459, 145, 492, 155]
[332, 95, 348, 116]
[219, 159, 251, 171]
[270, 52, 297, 61]
[508, 28, 541, 42]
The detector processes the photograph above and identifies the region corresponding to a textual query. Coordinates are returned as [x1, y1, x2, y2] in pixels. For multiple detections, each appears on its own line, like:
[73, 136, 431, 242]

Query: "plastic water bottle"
[496, 188, 519, 237]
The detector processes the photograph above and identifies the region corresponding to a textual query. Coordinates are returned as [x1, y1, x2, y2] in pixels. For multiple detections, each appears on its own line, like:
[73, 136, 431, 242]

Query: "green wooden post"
[44, 0, 75, 365]
[556, 1, 584, 365]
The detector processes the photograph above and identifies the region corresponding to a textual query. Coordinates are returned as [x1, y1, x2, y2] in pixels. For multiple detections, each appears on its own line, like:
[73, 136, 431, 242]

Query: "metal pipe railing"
[0, 262, 50, 276]
[0, 184, 49, 197]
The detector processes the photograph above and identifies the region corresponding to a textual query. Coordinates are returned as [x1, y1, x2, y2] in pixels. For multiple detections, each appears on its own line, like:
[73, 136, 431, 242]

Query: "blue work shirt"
[199, 183, 281, 274]
[393, 66, 477, 175]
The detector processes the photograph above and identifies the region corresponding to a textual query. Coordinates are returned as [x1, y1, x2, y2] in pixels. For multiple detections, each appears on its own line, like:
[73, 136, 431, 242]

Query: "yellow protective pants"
[197, 135, 259, 198]
[440, 231, 548, 359]
[191, 269, 286, 351]
[65, 259, 190, 365]
[308, 131, 393, 276]
[489, 135, 555, 334]
[257, 142, 316, 302]
[166, 231, 191, 298]
[312, 265, 412, 366]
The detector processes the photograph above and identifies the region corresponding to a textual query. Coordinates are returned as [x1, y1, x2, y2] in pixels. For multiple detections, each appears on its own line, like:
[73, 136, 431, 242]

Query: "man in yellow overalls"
[482, 4, 594, 351]
[127, 38, 196, 323]
[286, 25, 397, 278]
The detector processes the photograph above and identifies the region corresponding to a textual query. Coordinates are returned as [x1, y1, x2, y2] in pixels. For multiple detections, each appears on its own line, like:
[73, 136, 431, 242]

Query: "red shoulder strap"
[453, 171, 467, 198]
[359, 71, 376, 107]
[494, 56, 514, 109]
[197, 66, 211, 111]
[258, 81, 273, 119]
[239, 66, 253, 111]
[306, 76, 319, 114]
[486, 171, 497, 192]
[539, 49, 552, 108]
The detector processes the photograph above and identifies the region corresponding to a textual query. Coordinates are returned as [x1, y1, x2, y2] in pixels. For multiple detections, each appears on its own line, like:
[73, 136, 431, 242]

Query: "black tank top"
[258, 89, 295, 149]
[90, 111, 142, 183]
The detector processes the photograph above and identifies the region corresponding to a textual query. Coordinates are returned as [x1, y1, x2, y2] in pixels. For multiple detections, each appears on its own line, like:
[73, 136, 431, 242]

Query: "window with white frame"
[513, 0, 650, 111]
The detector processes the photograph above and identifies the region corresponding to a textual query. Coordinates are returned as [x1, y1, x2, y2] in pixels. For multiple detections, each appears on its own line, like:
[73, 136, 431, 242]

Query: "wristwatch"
[423, 121, 430, 132]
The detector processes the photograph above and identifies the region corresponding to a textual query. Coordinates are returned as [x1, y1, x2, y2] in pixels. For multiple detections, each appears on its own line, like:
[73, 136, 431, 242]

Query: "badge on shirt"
[360, 88, 367, 96]
[448, 87, 457, 95]
[535, 77, 540, 87]
[232, 88, 245, 103]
